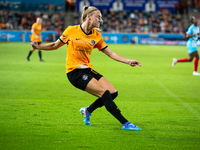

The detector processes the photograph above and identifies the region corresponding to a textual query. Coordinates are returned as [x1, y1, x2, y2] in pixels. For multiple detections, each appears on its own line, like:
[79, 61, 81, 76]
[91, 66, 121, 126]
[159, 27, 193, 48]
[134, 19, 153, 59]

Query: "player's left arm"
[102, 47, 141, 67]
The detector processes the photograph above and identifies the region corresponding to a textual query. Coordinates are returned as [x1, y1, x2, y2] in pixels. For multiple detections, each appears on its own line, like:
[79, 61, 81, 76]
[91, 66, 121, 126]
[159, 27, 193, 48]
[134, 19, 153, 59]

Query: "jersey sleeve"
[31, 23, 37, 29]
[186, 26, 193, 35]
[59, 26, 71, 44]
[94, 34, 108, 51]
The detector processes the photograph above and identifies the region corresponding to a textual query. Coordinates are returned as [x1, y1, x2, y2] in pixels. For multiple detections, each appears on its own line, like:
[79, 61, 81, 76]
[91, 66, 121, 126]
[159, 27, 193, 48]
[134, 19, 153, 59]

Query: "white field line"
[141, 68, 200, 120]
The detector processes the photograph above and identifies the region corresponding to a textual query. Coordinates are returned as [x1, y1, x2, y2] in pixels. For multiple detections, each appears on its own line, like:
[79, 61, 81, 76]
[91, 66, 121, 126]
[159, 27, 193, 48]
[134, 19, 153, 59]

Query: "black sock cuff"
[101, 90, 112, 101]
[111, 91, 118, 100]
[101, 90, 120, 113]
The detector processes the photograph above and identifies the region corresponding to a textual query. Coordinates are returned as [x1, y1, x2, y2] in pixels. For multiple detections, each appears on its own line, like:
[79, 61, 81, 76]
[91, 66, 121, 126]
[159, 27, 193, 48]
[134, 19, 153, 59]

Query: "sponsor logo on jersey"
[91, 40, 95, 45]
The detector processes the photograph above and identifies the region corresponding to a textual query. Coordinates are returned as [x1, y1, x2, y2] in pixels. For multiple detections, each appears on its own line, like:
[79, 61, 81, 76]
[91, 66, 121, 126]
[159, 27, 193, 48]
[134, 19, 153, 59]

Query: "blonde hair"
[81, 6, 103, 31]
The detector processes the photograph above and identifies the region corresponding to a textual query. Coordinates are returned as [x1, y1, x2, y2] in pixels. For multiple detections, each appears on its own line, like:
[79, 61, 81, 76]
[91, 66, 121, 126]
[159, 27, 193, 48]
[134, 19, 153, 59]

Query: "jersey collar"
[80, 25, 92, 35]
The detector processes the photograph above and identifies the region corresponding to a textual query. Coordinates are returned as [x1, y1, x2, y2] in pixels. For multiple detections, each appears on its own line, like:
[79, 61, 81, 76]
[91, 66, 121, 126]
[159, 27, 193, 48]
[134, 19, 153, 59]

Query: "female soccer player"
[172, 16, 200, 75]
[27, 17, 44, 62]
[31, 6, 141, 131]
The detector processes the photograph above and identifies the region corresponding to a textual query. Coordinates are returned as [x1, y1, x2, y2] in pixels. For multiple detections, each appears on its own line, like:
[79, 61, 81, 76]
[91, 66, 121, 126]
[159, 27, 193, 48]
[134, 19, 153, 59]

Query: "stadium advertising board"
[140, 37, 187, 45]
[76, 0, 179, 13]
[101, 33, 186, 45]
[0, 31, 149, 44]
[0, 31, 56, 42]
[140, 37, 200, 46]
[102, 33, 149, 44]
[1, 31, 188, 46]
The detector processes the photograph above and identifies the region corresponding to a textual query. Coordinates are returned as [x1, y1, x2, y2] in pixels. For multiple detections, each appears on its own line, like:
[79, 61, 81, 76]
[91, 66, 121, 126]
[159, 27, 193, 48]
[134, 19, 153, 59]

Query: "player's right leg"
[172, 47, 195, 67]
[172, 58, 178, 67]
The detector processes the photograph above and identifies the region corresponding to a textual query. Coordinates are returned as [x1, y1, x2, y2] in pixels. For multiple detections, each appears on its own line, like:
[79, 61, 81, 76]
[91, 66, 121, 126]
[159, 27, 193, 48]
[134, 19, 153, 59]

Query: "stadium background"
[0, 0, 199, 45]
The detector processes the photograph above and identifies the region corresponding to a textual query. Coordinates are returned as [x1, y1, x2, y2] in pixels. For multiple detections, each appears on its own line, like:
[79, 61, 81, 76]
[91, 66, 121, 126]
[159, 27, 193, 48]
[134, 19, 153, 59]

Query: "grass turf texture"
[0, 42, 200, 150]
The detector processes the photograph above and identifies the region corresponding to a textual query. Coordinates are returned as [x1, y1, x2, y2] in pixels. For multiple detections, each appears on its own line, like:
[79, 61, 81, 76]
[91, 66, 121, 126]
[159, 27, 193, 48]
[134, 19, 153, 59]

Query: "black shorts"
[31, 41, 42, 45]
[67, 68, 103, 91]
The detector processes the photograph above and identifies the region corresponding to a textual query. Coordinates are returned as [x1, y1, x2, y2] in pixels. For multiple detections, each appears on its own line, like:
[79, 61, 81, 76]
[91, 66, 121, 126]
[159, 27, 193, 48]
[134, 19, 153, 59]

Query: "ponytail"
[81, 6, 89, 24]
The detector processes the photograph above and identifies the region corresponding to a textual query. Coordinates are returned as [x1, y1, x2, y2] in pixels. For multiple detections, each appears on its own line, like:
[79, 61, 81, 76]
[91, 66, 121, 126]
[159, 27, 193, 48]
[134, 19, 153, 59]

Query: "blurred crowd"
[1, 8, 183, 34]
[0, 10, 64, 32]
[74, 9, 183, 34]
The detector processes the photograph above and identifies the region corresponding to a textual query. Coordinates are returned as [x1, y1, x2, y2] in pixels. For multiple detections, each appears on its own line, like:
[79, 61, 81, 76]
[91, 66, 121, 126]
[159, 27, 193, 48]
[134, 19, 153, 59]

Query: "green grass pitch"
[0, 42, 200, 150]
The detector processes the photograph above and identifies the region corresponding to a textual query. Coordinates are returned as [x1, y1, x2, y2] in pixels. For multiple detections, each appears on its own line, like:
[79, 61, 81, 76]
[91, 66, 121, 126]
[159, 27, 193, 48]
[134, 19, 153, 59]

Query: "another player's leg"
[192, 51, 200, 75]
[38, 50, 44, 62]
[172, 58, 177, 67]
[27, 47, 35, 61]
[37, 42, 44, 62]
[172, 58, 188, 67]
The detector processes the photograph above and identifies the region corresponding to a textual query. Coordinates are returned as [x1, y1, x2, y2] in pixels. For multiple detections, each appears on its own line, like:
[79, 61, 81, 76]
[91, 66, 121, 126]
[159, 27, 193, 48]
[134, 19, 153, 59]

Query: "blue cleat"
[79, 107, 91, 126]
[122, 121, 141, 131]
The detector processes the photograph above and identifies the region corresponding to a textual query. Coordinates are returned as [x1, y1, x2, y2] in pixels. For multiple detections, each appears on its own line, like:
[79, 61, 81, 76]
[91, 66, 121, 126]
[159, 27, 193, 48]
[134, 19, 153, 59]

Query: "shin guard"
[101, 90, 120, 113]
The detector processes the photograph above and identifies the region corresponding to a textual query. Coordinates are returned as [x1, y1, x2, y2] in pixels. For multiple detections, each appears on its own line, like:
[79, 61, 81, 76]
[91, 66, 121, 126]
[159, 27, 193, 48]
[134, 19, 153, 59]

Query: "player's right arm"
[102, 47, 141, 67]
[31, 27, 39, 39]
[31, 39, 64, 50]
[186, 26, 199, 38]
[186, 33, 198, 38]
[32, 26, 71, 50]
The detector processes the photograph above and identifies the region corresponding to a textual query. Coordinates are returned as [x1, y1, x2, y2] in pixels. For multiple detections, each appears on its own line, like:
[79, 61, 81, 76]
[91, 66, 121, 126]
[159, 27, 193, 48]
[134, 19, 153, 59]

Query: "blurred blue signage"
[0, 31, 56, 42]
[76, 0, 179, 13]
[0, 31, 185, 45]
[102, 33, 149, 44]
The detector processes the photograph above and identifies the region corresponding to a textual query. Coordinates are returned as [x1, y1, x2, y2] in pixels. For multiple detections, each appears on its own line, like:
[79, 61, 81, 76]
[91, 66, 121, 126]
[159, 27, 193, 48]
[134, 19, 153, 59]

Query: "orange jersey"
[31, 23, 42, 42]
[60, 25, 107, 73]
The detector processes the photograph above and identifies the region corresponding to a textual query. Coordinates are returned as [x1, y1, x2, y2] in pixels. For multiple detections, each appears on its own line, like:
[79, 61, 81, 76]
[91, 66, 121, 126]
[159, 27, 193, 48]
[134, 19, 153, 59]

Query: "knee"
[101, 90, 120, 113]
[111, 91, 118, 100]
[188, 58, 193, 62]
[101, 90, 111, 101]
[101, 90, 118, 100]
